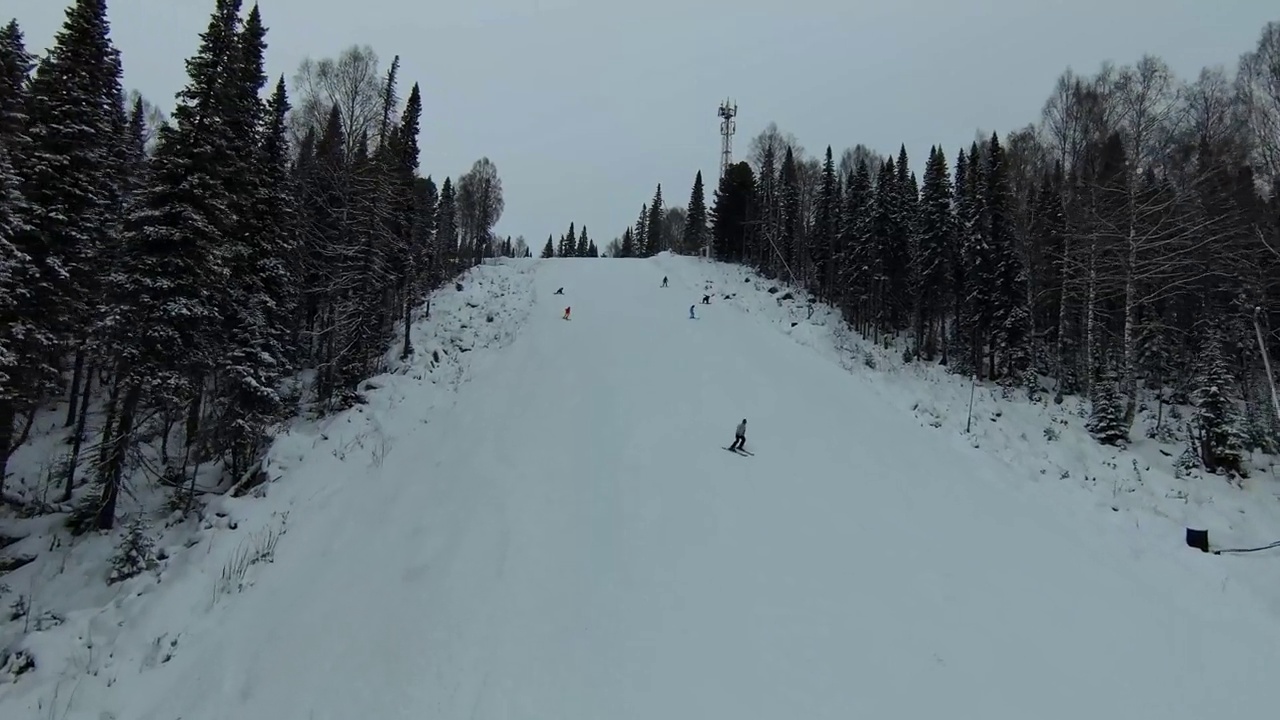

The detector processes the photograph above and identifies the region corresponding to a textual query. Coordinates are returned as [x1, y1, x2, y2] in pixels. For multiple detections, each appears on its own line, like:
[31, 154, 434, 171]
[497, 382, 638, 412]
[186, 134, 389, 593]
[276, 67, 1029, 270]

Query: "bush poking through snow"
[108, 516, 158, 585]
[64, 492, 101, 537]
[1, 648, 36, 681]
[214, 514, 287, 602]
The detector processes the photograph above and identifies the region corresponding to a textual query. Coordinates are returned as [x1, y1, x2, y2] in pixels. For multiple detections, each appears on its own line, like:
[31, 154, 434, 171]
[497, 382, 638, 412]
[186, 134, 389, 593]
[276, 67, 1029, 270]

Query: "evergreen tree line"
[0, 0, 504, 528]
[540, 222, 599, 258]
[607, 178, 706, 258]
[651, 26, 1280, 477]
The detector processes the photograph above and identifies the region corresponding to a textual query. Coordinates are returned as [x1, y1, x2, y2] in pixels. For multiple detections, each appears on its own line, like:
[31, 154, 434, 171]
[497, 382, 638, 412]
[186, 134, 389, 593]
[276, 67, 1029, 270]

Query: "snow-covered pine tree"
[108, 514, 157, 584]
[436, 176, 457, 273]
[868, 158, 897, 335]
[559, 223, 575, 257]
[96, 0, 246, 530]
[1086, 365, 1128, 446]
[211, 7, 295, 482]
[810, 146, 840, 303]
[541, 234, 554, 258]
[709, 161, 757, 264]
[1192, 325, 1247, 477]
[755, 145, 780, 275]
[683, 171, 709, 257]
[393, 83, 423, 359]
[413, 175, 438, 291]
[17, 0, 126, 416]
[0, 21, 36, 492]
[886, 145, 915, 332]
[0, 145, 36, 496]
[838, 160, 874, 333]
[634, 205, 648, 258]
[946, 148, 972, 373]
[646, 185, 664, 256]
[915, 146, 953, 360]
[983, 133, 1032, 384]
[0, 20, 34, 147]
[778, 147, 801, 280]
[962, 142, 995, 377]
[619, 226, 635, 258]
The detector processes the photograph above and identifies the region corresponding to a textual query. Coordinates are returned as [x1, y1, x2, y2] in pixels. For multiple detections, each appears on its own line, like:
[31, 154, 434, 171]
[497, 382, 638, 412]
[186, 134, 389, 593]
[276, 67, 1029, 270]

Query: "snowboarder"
[661, 276, 668, 287]
[702, 294, 710, 304]
[729, 419, 747, 451]
[689, 304, 696, 319]
[554, 287, 564, 295]
[563, 306, 571, 320]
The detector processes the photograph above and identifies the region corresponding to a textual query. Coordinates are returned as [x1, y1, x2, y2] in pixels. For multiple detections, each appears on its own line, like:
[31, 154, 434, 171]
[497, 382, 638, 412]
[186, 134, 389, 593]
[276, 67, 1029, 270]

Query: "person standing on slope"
[729, 419, 747, 451]
[662, 276, 668, 287]
[563, 306, 571, 320]
[689, 304, 696, 319]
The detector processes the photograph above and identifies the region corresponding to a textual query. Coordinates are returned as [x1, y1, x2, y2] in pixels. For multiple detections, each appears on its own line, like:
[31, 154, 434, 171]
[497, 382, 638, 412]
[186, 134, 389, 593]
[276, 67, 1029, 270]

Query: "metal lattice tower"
[718, 98, 737, 180]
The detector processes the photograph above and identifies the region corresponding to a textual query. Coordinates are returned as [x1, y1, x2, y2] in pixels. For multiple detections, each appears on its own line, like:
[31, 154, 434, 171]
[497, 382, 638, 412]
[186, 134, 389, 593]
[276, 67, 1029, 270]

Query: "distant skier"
[554, 287, 564, 295]
[729, 419, 747, 451]
[661, 276, 668, 287]
[689, 304, 696, 319]
[702, 294, 710, 304]
[563, 306, 571, 320]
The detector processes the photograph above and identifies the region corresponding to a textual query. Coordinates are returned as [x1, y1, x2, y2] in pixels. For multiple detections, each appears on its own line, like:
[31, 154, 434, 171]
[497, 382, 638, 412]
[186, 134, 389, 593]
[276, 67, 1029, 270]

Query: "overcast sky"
[8, 0, 1277, 246]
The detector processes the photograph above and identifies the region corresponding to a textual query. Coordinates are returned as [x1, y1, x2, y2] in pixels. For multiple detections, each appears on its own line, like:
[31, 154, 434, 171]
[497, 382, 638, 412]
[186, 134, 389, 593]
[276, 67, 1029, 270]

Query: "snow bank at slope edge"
[657, 252, 1280, 621]
[0, 258, 538, 715]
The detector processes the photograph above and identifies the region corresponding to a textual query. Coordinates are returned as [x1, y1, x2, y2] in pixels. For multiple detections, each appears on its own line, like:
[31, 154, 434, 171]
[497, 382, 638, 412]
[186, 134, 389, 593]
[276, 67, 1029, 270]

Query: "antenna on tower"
[718, 98, 737, 180]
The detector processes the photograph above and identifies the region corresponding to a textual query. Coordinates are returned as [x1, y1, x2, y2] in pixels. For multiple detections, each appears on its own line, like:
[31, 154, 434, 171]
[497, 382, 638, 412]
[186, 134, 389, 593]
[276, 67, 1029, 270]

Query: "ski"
[723, 447, 753, 456]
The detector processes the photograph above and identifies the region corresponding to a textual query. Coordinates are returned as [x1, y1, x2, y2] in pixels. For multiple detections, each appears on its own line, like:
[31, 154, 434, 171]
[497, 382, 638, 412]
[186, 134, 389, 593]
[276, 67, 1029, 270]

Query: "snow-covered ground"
[652, 252, 1280, 619]
[3, 252, 1280, 719]
[0, 259, 538, 716]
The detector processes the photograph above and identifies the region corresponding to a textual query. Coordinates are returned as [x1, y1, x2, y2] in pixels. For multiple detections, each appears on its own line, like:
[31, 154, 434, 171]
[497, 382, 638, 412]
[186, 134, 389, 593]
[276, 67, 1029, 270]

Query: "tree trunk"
[16, 406, 37, 446]
[65, 345, 87, 428]
[1055, 234, 1073, 394]
[1121, 200, 1139, 426]
[400, 292, 413, 360]
[0, 400, 13, 497]
[184, 379, 204, 459]
[98, 381, 142, 531]
[1252, 307, 1280, 431]
[62, 364, 95, 502]
[1085, 245, 1098, 394]
[98, 372, 121, 467]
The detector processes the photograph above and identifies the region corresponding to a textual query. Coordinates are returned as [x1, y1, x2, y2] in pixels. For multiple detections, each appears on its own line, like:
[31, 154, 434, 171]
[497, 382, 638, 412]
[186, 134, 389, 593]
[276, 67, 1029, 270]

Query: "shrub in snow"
[64, 492, 102, 537]
[108, 515, 157, 585]
[1, 648, 35, 680]
[1174, 440, 1200, 479]
[1043, 425, 1060, 442]
[1086, 371, 1129, 446]
[8, 594, 28, 621]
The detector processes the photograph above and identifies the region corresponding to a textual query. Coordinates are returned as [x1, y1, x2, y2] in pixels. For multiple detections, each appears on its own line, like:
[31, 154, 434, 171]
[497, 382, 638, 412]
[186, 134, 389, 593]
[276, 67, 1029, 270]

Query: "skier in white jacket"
[729, 419, 747, 451]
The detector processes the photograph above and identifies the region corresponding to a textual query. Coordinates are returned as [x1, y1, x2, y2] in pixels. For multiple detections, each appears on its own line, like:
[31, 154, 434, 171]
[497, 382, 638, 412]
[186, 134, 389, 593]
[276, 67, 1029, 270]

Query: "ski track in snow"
[3, 254, 1280, 719]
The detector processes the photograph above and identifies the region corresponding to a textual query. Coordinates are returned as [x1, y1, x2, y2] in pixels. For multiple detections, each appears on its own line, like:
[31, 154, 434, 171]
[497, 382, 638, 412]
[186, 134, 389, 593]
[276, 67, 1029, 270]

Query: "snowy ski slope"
[6, 256, 1280, 719]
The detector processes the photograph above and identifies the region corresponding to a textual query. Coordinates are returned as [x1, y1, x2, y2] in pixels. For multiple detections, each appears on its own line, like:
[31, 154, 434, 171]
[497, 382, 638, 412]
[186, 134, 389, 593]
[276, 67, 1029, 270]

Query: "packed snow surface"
[5, 255, 1280, 719]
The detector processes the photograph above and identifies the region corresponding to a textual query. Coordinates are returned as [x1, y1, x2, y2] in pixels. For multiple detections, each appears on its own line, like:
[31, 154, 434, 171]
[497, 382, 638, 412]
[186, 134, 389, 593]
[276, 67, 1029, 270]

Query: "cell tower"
[718, 98, 737, 180]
